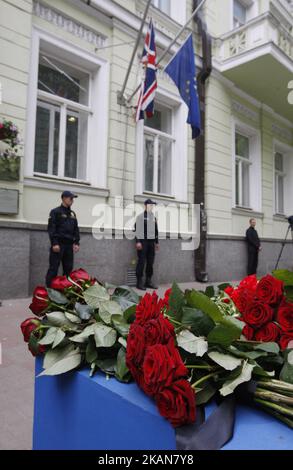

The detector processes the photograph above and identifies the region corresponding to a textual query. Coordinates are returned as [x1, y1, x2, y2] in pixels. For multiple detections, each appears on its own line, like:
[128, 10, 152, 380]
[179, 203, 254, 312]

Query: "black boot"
[145, 277, 158, 289]
[136, 278, 146, 290]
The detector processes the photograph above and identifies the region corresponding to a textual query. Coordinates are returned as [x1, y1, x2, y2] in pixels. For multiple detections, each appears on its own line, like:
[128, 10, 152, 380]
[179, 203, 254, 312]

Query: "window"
[34, 54, 91, 180]
[235, 132, 251, 208]
[152, 0, 171, 15]
[143, 105, 174, 195]
[233, 0, 247, 28]
[274, 152, 286, 215]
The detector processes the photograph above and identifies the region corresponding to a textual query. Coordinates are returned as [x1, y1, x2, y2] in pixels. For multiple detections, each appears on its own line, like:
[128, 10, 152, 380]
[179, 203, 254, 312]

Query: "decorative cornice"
[33, 1, 107, 48]
[271, 123, 292, 142]
[232, 100, 258, 123]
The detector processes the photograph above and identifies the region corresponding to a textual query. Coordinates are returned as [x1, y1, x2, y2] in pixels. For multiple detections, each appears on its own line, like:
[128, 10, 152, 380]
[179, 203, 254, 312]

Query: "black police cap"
[144, 198, 157, 205]
[61, 190, 78, 199]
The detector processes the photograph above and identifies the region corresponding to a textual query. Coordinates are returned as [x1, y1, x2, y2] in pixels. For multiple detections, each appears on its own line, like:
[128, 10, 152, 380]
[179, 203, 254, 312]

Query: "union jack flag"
[136, 19, 157, 122]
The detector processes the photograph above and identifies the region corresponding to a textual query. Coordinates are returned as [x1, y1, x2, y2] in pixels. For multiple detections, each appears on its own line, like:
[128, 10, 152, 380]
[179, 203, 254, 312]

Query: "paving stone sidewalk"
[0, 281, 226, 450]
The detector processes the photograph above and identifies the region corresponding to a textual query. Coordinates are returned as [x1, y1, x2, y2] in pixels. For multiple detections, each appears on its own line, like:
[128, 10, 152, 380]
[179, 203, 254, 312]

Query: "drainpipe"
[193, 0, 212, 282]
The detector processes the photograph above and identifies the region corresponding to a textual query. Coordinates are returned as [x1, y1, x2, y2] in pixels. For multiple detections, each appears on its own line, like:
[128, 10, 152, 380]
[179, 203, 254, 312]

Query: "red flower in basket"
[20, 317, 41, 342]
[277, 300, 293, 332]
[255, 322, 281, 343]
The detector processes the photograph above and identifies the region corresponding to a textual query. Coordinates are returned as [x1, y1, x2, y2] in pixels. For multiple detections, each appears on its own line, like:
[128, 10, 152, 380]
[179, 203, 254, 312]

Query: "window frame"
[143, 105, 175, 196]
[273, 140, 293, 217]
[25, 28, 109, 189]
[232, 119, 261, 212]
[136, 89, 188, 201]
[274, 151, 285, 215]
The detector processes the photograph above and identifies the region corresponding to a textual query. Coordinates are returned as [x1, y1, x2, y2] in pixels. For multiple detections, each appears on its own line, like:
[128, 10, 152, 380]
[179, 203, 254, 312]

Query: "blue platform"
[33, 358, 292, 450]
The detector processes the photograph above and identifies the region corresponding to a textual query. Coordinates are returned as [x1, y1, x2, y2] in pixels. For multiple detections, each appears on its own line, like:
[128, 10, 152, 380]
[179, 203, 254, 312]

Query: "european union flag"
[164, 34, 201, 139]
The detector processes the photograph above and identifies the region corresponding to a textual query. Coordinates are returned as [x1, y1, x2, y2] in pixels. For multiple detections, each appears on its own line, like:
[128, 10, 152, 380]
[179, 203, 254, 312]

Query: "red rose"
[135, 292, 164, 325]
[28, 343, 46, 357]
[231, 288, 255, 315]
[142, 341, 187, 396]
[145, 315, 175, 346]
[126, 323, 146, 367]
[277, 300, 293, 332]
[280, 332, 293, 350]
[239, 275, 258, 292]
[243, 324, 254, 340]
[255, 322, 280, 343]
[156, 379, 196, 428]
[20, 318, 41, 342]
[29, 286, 49, 316]
[243, 301, 274, 328]
[70, 269, 91, 283]
[224, 285, 235, 297]
[51, 275, 72, 291]
[256, 274, 284, 306]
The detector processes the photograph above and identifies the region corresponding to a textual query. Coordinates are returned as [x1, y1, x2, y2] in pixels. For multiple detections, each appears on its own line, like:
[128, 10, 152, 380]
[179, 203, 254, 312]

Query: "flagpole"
[117, 0, 153, 105]
[126, 0, 207, 104]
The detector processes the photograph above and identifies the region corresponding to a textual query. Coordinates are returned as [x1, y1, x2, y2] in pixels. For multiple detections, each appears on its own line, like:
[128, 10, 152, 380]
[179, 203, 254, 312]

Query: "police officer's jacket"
[48, 205, 80, 246]
[135, 211, 159, 244]
[246, 226, 260, 250]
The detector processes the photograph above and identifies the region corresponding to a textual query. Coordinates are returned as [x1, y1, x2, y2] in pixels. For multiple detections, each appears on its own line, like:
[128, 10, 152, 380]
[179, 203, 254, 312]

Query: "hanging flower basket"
[0, 118, 22, 180]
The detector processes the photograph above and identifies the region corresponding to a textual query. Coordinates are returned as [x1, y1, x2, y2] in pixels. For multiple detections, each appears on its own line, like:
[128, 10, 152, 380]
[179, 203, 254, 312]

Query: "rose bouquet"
[21, 268, 293, 433]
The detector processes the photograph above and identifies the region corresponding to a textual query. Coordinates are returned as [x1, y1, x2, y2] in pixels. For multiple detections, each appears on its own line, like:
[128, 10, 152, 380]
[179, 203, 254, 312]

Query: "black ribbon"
[175, 381, 259, 450]
[176, 395, 236, 450]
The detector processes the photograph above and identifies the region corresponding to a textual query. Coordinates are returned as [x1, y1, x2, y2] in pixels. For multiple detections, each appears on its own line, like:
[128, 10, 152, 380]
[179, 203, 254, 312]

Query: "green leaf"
[86, 337, 98, 363]
[280, 350, 293, 384]
[38, 352, 82, 376]
[65, 312, 82, 324]
[284, 286, 293, 302]
[47, 288, 68, 305]
[204, 286, 215, 298]
[217, 283, 231, 292]
[52, 329, 66, 349]
[220, 362, 255, 396]
[181, 307, 215, 336]
[111, 314, 130, 338]
[38, 327, 58, 345]
[99, 300, 123, 325]
[254, 342, 280, 354]
[95, 357, 117, 375]
[177, 330, 208, 357]
[75, 303, 94, 320]
[207, 322, 242, 347]
[118, 337, 127, 348]
[43, 344, 76, 369]
[28, 332, 42, 355]
[84, 284, 110, 308]
[94, 323, 117, 348]
[195, 383, 217, 406]
[167, 282, 186, 321]
[69, 324, 95, 343]
[112, 286, 140, 312]
[208, 351, 242, 371]
[186, 290, 224, 323]
[115, 348, 129, 381]
[123, 304, 136, 323]
[46, 311, 79, 329]
[272, 269, 293, 286]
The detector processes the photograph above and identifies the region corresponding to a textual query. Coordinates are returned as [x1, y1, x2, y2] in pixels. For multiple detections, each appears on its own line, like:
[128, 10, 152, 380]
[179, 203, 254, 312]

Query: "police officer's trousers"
[46, 243, 74, 287]
[247, 246, 258, 275]
[136, 240, 156, 281]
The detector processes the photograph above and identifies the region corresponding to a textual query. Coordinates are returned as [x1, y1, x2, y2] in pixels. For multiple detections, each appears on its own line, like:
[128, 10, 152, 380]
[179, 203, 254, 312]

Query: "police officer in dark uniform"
[46, 190, 80, 287]
[135, 199, 159, 291]
[246, 218, 261, 275]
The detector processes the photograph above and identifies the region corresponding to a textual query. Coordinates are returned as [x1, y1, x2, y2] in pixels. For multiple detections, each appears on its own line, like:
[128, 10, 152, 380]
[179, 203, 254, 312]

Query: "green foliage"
[167, 282, 186, 321]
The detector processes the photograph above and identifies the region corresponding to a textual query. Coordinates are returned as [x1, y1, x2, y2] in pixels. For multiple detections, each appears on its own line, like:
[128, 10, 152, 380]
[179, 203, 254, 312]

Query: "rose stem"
[191, 370, 222, 389]
[186, 365, 217, 370]
[256, 380, 293, 395]
[254, 404, 293, 429]
[255, 389, 293, 406]
[254, 398, 293, 418]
